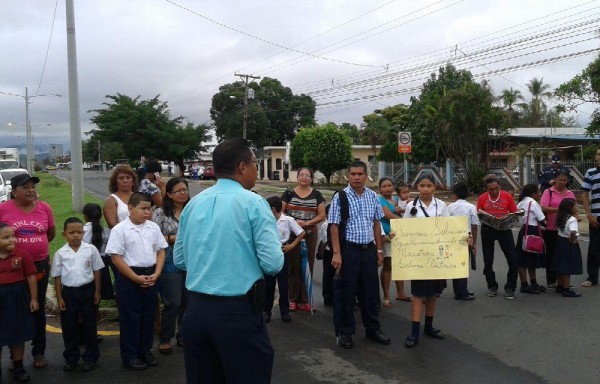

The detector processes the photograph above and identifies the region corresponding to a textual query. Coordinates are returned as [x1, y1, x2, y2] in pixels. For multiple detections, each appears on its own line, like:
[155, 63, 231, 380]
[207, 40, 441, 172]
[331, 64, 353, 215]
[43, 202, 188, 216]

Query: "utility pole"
[66, 0, 84, 211]
[234, 73, 260, 140]
[25, 87, 32, 174]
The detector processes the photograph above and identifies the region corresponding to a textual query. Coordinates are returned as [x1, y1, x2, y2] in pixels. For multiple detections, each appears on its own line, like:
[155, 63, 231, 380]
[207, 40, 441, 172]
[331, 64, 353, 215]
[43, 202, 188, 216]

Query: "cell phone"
[154, 172, 161, 182]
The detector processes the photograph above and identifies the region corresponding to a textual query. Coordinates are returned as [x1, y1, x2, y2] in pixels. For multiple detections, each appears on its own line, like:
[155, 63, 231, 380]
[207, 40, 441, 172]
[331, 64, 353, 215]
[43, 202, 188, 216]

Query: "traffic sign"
[398, 131, 411, 153]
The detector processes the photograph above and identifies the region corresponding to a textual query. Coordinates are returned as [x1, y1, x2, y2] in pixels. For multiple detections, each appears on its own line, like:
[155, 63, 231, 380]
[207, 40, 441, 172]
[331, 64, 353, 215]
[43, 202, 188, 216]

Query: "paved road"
[28, 170, 597, 384]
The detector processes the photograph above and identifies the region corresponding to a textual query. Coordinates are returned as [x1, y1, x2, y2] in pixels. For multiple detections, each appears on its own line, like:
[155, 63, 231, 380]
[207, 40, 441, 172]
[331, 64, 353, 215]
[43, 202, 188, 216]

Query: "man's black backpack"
[326, 190, 349, 251]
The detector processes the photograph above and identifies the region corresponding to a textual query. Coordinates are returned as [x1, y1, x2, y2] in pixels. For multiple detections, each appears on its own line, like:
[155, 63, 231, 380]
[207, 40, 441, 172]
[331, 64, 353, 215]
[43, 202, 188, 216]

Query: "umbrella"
[332, 270, 342, 345]
[300, 239, 314, 314]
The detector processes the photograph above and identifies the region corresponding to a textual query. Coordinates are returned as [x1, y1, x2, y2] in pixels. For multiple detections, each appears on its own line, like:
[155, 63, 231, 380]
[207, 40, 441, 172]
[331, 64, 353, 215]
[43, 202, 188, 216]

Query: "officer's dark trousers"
[182, 292, 274, 384]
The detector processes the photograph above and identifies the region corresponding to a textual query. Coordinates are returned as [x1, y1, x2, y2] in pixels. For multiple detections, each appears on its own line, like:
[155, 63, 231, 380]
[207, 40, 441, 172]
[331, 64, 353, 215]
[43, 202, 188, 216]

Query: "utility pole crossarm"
[234, 73, 260, 140]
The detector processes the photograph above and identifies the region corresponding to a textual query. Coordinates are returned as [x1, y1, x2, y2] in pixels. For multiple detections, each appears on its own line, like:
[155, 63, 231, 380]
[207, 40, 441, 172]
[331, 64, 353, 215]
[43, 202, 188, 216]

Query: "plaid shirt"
[328, 185, 384, 244]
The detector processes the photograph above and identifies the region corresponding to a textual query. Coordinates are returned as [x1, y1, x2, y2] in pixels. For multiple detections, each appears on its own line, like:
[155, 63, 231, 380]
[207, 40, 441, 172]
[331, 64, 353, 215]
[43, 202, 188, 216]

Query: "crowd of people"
[0, 144, 598, 383]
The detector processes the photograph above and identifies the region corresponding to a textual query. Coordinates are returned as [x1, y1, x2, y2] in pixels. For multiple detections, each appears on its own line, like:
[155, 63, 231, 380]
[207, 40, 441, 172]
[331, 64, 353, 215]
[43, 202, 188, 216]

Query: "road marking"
[46, 324, 119, 336]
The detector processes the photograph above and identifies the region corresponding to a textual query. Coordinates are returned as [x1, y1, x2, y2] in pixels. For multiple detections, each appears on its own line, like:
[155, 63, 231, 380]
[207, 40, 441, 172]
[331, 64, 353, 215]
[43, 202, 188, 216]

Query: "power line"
[165, 0, 383, 69]
[33, 0, 60, 101]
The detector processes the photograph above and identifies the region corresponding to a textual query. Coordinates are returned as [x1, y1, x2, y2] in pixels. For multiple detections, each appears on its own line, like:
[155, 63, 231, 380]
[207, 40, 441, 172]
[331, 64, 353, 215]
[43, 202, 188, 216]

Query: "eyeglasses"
[171, 188, 188, 194]
[298, 174, 312, 178]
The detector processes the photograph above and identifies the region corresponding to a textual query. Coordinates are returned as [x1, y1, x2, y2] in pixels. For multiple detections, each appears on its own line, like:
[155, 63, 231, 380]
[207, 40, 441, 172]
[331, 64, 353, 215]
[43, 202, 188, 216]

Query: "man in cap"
[538, 155, 572, 192]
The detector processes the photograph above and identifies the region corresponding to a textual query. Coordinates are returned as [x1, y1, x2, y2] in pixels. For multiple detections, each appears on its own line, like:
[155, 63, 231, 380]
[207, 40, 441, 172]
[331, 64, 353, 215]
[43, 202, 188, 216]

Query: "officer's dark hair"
[266, 196, 283, 213]
[63, 217, 83, 231]
[349, 160, 367, 173]
[452, 182, 469, 200]
[213, 138, 254, 178]
[128, 192, 152, 207]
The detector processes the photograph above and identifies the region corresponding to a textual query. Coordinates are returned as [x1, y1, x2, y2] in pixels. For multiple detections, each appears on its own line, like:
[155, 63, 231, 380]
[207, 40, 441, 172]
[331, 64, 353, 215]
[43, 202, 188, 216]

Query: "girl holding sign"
[402, 174, 449, 348]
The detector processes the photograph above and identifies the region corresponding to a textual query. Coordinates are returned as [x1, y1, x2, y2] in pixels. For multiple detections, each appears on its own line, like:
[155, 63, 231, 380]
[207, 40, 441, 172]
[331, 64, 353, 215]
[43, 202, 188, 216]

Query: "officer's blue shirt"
[174, 178, 283, 296]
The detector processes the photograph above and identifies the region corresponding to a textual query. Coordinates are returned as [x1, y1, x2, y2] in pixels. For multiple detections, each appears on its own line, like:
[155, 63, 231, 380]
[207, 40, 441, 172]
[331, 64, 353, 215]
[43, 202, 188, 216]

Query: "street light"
[7, 122, 51, 172]
[1, 87, 61, 174]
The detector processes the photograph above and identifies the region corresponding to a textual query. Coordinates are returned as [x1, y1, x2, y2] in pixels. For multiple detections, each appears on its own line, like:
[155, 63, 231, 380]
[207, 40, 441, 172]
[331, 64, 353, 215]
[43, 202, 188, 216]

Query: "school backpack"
[326, 190, 349, 250]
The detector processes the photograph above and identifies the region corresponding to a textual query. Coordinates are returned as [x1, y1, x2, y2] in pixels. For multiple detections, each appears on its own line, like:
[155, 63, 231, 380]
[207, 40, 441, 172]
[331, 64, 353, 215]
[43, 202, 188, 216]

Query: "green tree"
[210, 77, 316, 147]
[360, 113, 390, 157]
[291, 123, 353, 184]
[88, 94, 209, 175]
[339, 123, 360, 144]
[520, 77, 553, 126]
[555, 54, 600, 135]
[426, 80, 505, 193]
[406, 64, 478, 164]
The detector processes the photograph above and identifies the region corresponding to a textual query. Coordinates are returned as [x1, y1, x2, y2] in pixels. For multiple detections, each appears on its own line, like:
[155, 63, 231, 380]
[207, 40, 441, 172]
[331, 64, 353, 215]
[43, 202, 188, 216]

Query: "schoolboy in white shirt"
[264, 196, 305, 323]
[447, 182, 480, 300]
[106, 192, 168, 371]
[51, 217, 104, 372]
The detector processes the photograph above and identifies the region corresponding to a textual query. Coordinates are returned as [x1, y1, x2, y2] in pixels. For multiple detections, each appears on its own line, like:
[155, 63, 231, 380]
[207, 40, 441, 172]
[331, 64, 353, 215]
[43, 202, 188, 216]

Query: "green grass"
[36, 173, 105, 257]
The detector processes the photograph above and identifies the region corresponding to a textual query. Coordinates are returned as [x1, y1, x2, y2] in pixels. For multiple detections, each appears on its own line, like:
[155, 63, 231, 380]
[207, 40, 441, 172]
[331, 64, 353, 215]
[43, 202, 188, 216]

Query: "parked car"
[0, 168, 29, 202]
[200, 166, 215, 180]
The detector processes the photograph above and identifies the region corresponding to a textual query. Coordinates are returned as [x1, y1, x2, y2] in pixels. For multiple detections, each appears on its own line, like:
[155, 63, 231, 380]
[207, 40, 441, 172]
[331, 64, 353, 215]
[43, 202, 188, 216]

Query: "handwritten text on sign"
[391, 217, 469, 280]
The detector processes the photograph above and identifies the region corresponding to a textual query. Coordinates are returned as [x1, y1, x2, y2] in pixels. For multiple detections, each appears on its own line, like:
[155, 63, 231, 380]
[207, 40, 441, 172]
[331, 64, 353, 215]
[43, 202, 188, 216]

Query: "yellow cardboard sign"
[391, 216, 469, 280]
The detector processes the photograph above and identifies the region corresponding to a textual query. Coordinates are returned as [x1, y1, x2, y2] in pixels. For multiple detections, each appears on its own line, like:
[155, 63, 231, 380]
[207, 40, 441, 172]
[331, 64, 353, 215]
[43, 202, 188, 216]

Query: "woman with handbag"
[515, 184, 546, 294]
[152, 177, 190, 354]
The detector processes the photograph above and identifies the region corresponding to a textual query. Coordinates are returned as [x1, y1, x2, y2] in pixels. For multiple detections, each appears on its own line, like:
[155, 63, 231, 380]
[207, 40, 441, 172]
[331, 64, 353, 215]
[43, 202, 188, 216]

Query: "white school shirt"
[403, 197, 449, 218]
[319, 219, 329, 250]
[277, 214, 304, 244]
[51, 242, 105, 287]
[397, 199, 409, 210]
[558, 216, 579, 238]
[517, 197, 545, 225]
[447, 199, 480, 231]
[105, 218, 168, 267]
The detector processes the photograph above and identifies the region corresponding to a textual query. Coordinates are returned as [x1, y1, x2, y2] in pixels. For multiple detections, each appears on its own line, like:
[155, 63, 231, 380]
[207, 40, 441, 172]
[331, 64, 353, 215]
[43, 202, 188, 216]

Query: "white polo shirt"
[277, 214, 304, 244]
[51, 242, 105, 288]
[105, 218, 168, 267]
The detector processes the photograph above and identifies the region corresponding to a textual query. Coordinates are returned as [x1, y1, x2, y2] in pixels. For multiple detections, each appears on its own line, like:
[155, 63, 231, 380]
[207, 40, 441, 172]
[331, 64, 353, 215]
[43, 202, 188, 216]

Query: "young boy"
[105, 192, 168, 371]
[447, 182, 480, 300]
[264, 196, 305, 323]
[51, 217, 104, 372]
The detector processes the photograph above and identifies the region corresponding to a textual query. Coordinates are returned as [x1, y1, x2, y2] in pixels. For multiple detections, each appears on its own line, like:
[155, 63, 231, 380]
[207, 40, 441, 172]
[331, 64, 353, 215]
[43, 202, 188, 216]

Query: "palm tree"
[499, 88, 524, 111]
[525, 77, 553, 126]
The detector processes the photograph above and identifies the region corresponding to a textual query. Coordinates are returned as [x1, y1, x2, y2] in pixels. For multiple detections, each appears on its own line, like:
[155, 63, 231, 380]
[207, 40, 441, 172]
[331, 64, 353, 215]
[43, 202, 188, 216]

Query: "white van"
[0, 168, 29, 202]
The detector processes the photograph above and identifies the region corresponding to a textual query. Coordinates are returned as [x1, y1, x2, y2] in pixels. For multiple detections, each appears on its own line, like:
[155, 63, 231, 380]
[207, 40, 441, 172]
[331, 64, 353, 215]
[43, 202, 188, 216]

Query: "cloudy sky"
[1, 0, 599, 152]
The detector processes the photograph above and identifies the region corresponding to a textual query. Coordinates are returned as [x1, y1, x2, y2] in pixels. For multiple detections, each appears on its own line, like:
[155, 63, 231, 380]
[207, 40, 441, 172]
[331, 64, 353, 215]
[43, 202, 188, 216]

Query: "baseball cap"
[551, 155, 560, 163]
[10, 173, 40, 187]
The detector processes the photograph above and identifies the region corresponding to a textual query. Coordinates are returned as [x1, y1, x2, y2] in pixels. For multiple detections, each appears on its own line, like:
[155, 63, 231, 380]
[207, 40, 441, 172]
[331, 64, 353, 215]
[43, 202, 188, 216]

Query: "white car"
[0, 168, 29, 202]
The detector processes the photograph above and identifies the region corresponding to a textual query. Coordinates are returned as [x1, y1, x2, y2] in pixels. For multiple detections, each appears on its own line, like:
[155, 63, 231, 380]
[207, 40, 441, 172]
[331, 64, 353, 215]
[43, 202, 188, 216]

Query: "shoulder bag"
[522, 201, 544, 254]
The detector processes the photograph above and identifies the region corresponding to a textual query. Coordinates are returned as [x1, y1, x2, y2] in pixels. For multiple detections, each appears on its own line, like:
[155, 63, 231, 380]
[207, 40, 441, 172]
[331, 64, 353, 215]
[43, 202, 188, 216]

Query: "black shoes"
[264, 312, 272, 323]
[339, 334, 353, 349]
[404, 335, 418, 348]
[281, 314, 292, 322]
[13, 367, 30, 382]
[82, 361, 96, 372]
[562, 288, 581, 297]
[142, 352, 158, 367]
[454, 294, 475, 300]
[63, 362, 77, 371]
[122, 358, 148, 371]
[366, 330, 391, 345]
[424, 328, 445, 339]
